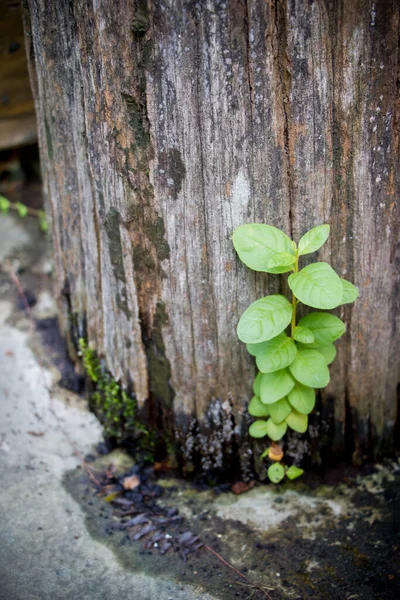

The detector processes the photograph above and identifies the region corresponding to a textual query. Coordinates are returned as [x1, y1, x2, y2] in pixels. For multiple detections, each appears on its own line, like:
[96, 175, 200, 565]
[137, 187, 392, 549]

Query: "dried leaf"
[231, 480, 256, 495]
[132, 523, 156, 540]
[159, 540, 172, 554]
[268, 444, 284, 461]
[122, 474, 140, 490]
[123, 513, 149, 527]
[104, 491, 121, 503]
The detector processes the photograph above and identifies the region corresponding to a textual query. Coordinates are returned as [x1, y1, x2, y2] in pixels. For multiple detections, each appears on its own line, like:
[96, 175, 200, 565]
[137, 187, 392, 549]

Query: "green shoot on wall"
[0, 194, 48, 232]
[232, 223, 359, 484]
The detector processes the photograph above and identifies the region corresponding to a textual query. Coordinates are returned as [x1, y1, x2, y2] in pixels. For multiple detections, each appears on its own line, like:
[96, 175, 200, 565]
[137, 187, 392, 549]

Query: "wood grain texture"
[24, 0, 399, 474]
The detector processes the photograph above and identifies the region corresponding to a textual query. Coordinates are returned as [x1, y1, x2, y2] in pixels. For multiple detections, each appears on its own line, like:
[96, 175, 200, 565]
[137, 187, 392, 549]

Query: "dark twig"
[204, 544, 273, 600]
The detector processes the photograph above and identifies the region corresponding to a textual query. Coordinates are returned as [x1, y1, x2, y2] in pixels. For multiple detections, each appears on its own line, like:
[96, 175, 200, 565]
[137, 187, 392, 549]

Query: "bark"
[24, 0, 399, 475]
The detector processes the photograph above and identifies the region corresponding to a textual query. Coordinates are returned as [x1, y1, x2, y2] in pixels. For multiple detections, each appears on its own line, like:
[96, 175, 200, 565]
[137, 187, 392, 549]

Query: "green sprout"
[232, 224, 358, 484]
[0, 194, 48, 232]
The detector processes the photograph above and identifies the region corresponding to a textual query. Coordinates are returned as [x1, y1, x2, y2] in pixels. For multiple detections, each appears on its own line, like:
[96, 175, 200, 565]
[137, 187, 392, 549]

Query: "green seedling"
[0, 194, 48, 232]
[232, 223, 358, 483]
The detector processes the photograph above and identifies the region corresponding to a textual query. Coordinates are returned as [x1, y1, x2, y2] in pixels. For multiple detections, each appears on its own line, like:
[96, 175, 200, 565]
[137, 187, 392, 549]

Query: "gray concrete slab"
[0, 299, 214, 600]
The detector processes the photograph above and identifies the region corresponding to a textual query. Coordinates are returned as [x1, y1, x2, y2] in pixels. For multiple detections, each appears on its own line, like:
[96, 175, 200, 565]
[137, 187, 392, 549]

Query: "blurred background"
[0, 0, 42, 210]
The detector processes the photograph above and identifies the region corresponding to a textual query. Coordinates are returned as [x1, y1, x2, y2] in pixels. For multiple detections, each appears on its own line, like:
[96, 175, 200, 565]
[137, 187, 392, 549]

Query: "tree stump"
[23, 0, 399, 476]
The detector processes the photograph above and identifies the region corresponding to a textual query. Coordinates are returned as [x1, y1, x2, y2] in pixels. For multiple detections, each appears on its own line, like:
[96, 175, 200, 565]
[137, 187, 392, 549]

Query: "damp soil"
[64, 457, 400, 600]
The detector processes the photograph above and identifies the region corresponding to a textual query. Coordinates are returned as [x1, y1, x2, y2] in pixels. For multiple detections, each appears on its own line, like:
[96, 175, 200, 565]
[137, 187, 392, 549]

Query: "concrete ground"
[0, 212, 399, 600]
[0, 214, 213, 600]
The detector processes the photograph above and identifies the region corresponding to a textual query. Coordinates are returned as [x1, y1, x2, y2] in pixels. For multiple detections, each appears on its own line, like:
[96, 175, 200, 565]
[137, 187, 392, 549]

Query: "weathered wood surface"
[24, 0, 399, 473]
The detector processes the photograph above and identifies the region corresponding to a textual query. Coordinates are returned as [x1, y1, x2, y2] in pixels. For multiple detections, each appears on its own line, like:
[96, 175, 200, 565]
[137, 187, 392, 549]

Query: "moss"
[158, 148, 186, 200]
[132, 244, 156, 272]
[104, 209, 126, 283]
[141, 39, 153, 68]
[145, 302, 174, 409]
[130, 213, 170, 280]
[144, 215, 170, 261]
[116, 286, 132, 319]
[78, 338, 153, 459]
[121, 93, 150, 150]
[132, 0, 150, 37]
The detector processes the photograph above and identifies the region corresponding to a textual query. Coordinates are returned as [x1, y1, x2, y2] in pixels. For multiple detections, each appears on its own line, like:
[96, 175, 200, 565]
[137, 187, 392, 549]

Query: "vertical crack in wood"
[243, 0, 254, 122]
[274, 0, 294, 238]
[242, 0, 256, 221]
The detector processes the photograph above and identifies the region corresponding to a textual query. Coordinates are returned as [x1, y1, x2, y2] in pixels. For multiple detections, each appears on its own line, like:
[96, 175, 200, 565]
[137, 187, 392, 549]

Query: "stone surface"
[0, 299, 214, 600]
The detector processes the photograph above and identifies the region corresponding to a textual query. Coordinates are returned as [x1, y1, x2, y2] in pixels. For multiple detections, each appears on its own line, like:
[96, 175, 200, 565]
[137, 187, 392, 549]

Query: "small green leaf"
[286, 410, 308, 433]
[289, 349, 330, 388]
[246, 342, 264, 357]
[232, 223, 295, 273]
[260, 369, 295, 404]
[288, 262, 343, 309]
[237, 295, 292, 344]
[298, 224, 330, 256]
[269, 397, 292, 424]
[38, 210, 48, 232]
[248, 395, 270, 417]
[249, 420, 269, 438]
[265, 418, 287, 441]
[286, 465, 304, 480]
[16, 202, 28, 218]
[260, 447, 270, 459]
[267, 252, 296, 269]
[255, 333, 297, 373]
[288, 383, 315, 414]
[293, 326, 315, 344]
[268, 462, 285, 483]
[253, 371, 263, 396]
[340, 278, 359, 304]
[315, 344, 336, 365]
[0, 195, 10, 213]
[297, 312, 346, 346]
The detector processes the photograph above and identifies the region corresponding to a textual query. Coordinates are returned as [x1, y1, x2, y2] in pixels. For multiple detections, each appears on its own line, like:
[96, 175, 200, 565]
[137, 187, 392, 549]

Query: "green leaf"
[298, 224, 330, 256]
[248, 395, 270, 417]
[260, 447, 270, 459]
[286, 465, 304, 480]
[289, 349, 330, 388]
[268, 462, 285, 483]
[249, 420, 269, 438]
[340, 278, 359, 304]
[15, 202, 28, 218]
[255, 333, 297, 373]
[288, 263, 343, 309]
[297, 312, 346, 346]
[232, 223, 295, 273]
[237, 295, 293, 344]
[265, 418, 287, 441]
[269, 397, 292, 424]
[38, 210, 48, 232]
[0, 195, 10, 213]
[246, 342, 264, 357]
[260, 369, 295, 404]
[253, 371, 263, 396]
[267, 252, 296, 269]
[288, 383, 316, 414]
[293, 326, 315, 344]
[315, 344, 336, 365]
[286, 410, 308, 433]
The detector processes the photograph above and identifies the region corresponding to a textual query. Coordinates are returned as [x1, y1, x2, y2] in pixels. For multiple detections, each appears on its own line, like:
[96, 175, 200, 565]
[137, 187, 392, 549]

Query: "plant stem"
[291, 252, 299, 337]
[8, 201, 43, 218]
